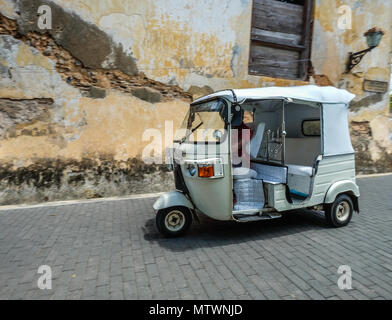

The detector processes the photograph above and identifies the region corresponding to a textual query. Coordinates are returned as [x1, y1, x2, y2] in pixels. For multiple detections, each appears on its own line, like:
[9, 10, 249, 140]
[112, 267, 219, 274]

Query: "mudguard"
[324, 180, 360, 204]
[153, 191, 194, 211]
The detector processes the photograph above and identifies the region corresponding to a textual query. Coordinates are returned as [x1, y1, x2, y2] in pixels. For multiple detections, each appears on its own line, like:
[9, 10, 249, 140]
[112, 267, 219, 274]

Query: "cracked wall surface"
[0, 0, 391, 205]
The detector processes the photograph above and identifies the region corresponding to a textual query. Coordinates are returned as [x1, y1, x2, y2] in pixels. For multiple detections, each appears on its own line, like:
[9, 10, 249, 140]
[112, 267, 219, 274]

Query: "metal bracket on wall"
[345, 46, 375, 73]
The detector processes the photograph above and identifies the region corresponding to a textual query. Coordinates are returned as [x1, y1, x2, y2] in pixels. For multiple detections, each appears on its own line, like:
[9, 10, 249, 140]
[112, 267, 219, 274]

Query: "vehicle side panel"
[267, 154, 357, 211]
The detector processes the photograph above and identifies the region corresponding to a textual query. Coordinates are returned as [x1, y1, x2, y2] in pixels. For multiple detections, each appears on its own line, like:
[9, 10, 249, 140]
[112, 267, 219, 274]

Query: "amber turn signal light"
[198, 165, 214, 178]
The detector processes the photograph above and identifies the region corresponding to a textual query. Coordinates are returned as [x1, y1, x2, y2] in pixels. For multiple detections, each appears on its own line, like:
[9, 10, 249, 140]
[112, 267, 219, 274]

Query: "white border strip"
[0, 172, 391, 211]
[356, 172, 392, 179]
[0, 192, 165, 211]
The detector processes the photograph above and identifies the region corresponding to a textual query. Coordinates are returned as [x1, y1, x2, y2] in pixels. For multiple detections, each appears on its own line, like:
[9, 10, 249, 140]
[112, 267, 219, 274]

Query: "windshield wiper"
[180, 122, 204, 144]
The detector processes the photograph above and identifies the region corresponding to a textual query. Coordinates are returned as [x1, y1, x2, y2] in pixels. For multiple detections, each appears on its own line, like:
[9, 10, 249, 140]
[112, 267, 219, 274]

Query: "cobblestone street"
[0, 175, 391, 300]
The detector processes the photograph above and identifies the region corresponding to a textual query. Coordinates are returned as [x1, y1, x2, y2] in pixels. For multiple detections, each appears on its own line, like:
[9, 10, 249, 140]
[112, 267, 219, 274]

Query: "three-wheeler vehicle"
[153, 85, 360, 237]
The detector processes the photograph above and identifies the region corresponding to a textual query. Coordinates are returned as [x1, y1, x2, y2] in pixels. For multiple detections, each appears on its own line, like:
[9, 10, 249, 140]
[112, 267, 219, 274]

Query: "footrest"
[233, 211, 282, 222]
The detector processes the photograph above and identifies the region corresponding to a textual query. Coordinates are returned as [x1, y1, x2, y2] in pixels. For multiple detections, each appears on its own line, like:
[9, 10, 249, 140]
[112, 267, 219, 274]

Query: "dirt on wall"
[0, 157, 174, 205]
[350, 121, 392, 175]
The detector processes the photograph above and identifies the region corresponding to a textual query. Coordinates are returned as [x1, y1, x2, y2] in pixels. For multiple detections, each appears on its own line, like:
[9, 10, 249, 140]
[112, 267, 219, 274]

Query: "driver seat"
[233, 122, 265, 180]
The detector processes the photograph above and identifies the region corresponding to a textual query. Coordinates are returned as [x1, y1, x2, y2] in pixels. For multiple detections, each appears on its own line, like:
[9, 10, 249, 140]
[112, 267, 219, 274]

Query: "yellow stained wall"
[0, 0, 391, 172]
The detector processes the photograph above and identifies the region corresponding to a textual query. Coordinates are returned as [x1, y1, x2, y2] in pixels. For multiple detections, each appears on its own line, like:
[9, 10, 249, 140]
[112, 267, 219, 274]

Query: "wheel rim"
[164, 210, 186, 232]
[335, 201, 350, 222]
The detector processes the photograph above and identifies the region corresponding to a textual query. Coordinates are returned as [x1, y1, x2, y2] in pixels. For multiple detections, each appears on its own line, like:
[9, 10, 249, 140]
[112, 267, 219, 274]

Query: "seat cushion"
[250, 163, 287, 184]
[287, 164, 314, 177]
[233, 167, 258, 180]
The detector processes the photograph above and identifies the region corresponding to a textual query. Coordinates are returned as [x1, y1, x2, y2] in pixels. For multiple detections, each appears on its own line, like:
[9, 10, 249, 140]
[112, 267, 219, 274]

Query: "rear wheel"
[325, 194, 353, 228]
[156, 206, 192, 237]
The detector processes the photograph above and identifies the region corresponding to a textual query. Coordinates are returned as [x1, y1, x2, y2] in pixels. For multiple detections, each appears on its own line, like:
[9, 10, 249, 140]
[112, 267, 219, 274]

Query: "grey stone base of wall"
[350, 121, 392, 175]
[0, 155, 391, 206]
[0, 158, 175, 206]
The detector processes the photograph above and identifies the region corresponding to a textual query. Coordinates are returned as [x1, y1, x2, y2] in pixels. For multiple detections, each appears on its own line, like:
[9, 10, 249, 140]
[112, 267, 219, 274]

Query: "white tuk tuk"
[153, 85, 360, 237]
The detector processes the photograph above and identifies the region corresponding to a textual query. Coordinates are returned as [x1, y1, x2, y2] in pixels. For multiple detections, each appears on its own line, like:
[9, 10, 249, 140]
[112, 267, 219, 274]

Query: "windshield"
[176, 100, 227, 143]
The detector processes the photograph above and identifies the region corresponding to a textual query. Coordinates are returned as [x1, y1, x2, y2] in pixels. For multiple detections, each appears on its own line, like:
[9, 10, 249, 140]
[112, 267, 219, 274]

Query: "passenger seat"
[287, 164, 314, 177]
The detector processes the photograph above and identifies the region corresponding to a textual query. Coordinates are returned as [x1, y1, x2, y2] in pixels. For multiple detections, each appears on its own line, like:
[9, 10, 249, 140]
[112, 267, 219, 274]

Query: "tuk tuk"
[153, 85, 360, 237]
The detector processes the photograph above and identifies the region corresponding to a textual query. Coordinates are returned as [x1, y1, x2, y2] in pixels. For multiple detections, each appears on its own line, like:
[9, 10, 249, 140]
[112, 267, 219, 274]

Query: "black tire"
[324, 194, 353, 228]
[156, 206, 192, 237]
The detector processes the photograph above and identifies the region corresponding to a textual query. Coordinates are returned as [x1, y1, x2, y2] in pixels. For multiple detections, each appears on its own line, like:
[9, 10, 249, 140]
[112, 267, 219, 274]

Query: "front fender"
[324, 180, 360, 204]
[153, 191, 194, 211]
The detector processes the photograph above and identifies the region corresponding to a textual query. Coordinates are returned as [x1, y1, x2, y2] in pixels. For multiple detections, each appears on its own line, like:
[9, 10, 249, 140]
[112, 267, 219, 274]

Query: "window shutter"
[249, 0, 313, 80]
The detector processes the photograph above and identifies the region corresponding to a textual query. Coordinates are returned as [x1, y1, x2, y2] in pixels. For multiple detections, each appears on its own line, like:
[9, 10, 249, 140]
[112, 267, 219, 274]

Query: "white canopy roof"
[192, 85, 355, 105]
[192, 85, 356, 157]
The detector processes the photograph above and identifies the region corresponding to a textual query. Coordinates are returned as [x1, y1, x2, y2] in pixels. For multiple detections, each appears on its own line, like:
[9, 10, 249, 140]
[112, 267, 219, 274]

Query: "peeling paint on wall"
[16, 0, 139, 75]
[0, 14, 191, 102]
[0, 98, 54, 137]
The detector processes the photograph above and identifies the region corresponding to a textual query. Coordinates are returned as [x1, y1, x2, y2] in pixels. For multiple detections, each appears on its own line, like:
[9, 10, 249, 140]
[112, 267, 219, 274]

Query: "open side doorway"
[231, 99, 322, 213]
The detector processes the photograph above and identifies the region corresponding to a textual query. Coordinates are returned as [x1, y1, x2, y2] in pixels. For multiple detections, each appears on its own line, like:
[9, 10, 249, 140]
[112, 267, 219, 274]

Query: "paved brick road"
[0, 175, 391, 300]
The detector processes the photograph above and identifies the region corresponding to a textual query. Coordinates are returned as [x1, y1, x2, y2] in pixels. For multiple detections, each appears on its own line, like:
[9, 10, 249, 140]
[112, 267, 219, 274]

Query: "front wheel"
[156, 206, 192, 237]
[324, 194, 353, 228]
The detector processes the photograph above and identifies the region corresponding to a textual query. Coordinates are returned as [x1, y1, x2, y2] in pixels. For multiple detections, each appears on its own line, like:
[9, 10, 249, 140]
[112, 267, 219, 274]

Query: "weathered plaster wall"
[0, 0, 391, 204]
[311, 0, 392, 173]
[0, 1, 191, 204]
[44, 0, 307, 92]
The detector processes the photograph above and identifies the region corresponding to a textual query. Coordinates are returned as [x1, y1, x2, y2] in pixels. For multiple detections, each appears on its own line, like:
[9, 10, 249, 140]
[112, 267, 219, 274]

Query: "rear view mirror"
[219, 103, 243, 126]
[231, 105, 243, 126]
